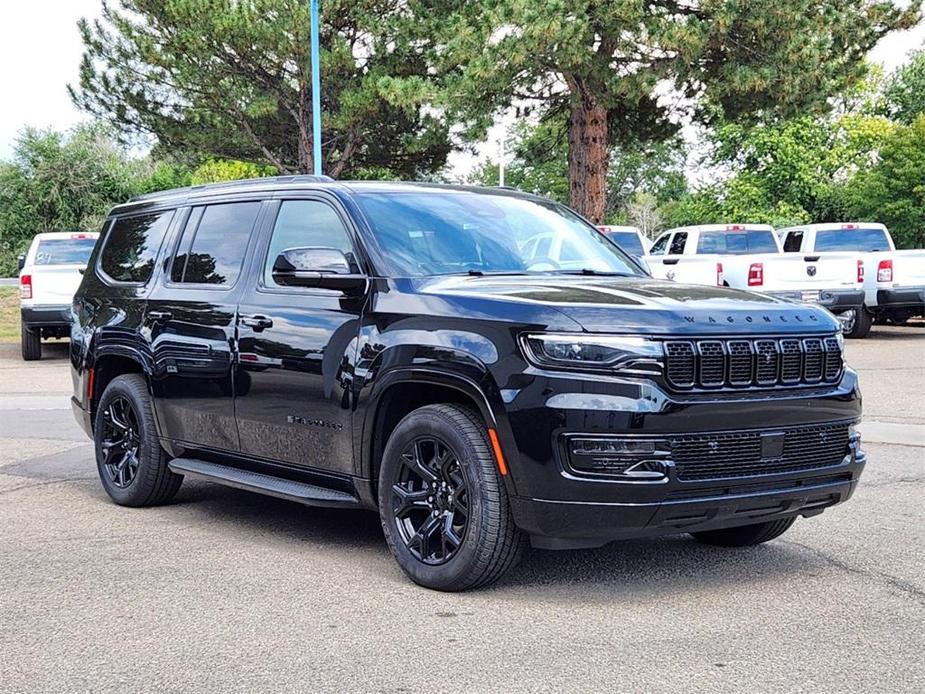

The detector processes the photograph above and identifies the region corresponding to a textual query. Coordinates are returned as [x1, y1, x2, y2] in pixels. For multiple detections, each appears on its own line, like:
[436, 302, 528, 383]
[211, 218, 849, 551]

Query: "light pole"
[310, 0, 323, 175]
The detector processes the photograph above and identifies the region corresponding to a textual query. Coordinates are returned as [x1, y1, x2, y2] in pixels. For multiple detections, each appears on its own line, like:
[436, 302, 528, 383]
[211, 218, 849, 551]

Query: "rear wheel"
[690, 517, 796, 547]
[378, 404, 525, 591]
[95, 374, 183, 506]
[20, 326, 41, 361]
[845, 305, 872, 338]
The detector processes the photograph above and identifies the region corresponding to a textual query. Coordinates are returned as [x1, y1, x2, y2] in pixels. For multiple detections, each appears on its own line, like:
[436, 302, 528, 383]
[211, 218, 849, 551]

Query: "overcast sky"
[1, 0, 923, 174]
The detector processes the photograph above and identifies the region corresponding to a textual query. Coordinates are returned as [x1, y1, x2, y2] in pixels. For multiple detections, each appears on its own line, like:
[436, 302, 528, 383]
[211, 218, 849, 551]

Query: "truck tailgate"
[26, 266, 86, 305]
[769, 252, 862, 291]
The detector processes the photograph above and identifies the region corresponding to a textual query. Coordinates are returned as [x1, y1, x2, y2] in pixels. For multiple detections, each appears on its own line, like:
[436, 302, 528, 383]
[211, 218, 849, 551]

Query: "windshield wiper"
[555, 268, 634, 277]
[464, 269, 528, 277]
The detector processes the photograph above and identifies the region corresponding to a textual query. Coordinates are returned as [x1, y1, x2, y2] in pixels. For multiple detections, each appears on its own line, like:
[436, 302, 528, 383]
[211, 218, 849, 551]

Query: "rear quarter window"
[99, 210, 174, 284]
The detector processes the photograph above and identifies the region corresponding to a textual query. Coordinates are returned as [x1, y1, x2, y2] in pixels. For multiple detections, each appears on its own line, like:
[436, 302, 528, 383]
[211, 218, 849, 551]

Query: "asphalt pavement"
[0, 326, 923, 693]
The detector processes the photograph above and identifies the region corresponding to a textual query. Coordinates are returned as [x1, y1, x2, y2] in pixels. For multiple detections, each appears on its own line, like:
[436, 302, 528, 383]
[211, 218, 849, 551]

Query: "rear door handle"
[147, 310, 172, 323]
[239, 314, 273, 331]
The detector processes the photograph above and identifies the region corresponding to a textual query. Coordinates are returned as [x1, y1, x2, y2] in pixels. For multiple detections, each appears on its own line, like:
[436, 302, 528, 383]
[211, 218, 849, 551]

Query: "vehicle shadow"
[169, 479, 820, 599]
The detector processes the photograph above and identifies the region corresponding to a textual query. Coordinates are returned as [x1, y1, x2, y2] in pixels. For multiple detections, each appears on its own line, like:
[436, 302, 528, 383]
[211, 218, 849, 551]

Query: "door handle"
[147, 310, 172, 323]
[240, 314, 273, 331]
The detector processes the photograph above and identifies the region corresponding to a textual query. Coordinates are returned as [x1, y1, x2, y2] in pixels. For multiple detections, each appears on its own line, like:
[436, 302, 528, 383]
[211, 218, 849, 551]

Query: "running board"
[168, 458, 359, 508]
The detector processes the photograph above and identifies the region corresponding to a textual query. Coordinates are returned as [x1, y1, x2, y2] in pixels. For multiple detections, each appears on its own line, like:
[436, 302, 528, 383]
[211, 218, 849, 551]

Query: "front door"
[147, 200, 266, 452]
[234, 197, 367, 475]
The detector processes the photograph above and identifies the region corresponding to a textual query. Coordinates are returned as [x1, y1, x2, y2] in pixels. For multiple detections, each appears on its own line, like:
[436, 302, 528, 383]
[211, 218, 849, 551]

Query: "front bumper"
[21, 305, 72, 328]
[513, 436, 864, 549]
[876, 286, 925, 308]
[766, 288, 864, 314]
[500, 365, 864, 548]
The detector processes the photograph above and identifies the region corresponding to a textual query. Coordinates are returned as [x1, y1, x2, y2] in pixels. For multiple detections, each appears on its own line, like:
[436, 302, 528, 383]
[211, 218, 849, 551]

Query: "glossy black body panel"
[71, 180, 864, 545]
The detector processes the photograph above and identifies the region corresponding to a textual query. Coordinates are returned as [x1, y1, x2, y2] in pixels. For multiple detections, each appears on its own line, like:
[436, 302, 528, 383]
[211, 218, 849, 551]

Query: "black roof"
[114, 175, 542, 215]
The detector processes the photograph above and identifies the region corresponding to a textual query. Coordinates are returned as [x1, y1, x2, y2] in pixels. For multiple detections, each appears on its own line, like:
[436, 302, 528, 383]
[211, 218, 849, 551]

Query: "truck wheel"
[690, 517, 795, 547]
[845, 306, 872, 339]
[95, 374, 183, 507]
[20, 326, 41, 361]
[378, 404, 526, 591]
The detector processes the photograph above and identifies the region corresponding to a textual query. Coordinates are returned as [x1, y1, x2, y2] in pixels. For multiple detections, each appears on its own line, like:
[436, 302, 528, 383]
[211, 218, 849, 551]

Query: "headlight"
[521, 334, 664, 374]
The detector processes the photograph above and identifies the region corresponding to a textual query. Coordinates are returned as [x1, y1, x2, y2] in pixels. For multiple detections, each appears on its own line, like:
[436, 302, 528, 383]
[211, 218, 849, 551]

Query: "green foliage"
[0, 125, 190, 276]
[72, 0, 452, 179]
[190, 160, 276, 185]
[434, 0, 919, 218]
[881, 50, 925, 124]
[844, 115, 925, 248]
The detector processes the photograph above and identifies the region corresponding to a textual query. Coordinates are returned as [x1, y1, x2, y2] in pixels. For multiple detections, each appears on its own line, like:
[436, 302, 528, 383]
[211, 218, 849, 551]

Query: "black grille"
[664, 335, 842, 389]
[670, 422, 851, 481]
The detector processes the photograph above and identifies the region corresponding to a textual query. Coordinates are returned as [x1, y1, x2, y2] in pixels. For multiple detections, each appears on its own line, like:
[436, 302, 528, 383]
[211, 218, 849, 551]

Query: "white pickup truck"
[596, 225, 650, 260]
[645, 224, 868, 336]
[779, 223, 925, 335]
[18, 231, 99, 360]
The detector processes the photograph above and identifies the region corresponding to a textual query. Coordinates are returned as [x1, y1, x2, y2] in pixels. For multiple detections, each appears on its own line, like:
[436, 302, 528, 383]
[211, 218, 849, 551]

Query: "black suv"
[70, 177, 865, 591]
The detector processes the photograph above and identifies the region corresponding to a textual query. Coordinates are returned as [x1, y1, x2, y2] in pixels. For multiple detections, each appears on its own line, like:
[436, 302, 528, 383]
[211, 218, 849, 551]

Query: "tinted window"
[354, 192, 640, 277]
[606, 231, 644, 256]
[100, 211, 173, 283]
[172, 202, 260, 286]
[669, 232, 688, 255]
[814, 228, 890, 252]
[34, 237, 97, 265]
[783, 231, 803, 253]
[696, 230, 778, 254]
[264, 200, 355, 286]
[649, 234, 670, 255]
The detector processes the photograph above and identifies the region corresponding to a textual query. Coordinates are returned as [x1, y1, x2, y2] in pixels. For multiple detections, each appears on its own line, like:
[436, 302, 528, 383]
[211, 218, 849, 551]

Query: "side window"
[171, 202, 261, 286]
[100, 210, 174, 284]
[669, 232, 688, 255]
[650, 233, 671, 255]
[264, 200, 356, 287]
[783, 231, 803, 253]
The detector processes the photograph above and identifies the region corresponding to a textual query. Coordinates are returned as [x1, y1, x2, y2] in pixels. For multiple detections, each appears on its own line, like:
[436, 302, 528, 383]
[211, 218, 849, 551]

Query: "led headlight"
[521, 334, 664, 374]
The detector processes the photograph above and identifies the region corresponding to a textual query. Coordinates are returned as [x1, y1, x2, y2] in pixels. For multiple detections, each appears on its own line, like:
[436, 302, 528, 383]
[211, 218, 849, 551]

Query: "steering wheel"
[526, 260, 561, 272]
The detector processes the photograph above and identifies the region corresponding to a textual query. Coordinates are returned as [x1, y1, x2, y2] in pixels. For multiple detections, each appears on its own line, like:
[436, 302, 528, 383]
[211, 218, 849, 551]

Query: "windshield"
[604, 231, 645, 256]
[34, 237, 97, 265]
[815, 228, 890, 252]
[696, 230, 778, 254]
[354, 191, 642, 277]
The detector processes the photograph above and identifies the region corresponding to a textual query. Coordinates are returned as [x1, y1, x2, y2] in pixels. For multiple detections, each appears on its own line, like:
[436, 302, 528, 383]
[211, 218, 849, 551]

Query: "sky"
[1, 0, 923, 174]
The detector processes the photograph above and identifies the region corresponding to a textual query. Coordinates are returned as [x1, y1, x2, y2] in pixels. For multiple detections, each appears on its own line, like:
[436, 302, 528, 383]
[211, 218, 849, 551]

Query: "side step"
[168, 458, 359, 508]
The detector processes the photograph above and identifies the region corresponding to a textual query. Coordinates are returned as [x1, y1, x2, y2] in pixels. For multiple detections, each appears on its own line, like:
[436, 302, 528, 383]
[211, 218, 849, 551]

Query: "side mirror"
[17, 255, 25, 271]
[271, 247, 367, 293]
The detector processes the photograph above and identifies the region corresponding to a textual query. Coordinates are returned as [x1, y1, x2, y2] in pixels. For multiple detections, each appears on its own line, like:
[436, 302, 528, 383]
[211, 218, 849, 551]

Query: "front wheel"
[690, 517, 796, 547]
[378, 404, 525, 591]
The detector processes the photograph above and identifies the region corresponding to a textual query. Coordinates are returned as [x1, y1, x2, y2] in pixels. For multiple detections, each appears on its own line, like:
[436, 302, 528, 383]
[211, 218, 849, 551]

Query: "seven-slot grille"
[670, 422, 851, 481]
[664, 336, 842, 389]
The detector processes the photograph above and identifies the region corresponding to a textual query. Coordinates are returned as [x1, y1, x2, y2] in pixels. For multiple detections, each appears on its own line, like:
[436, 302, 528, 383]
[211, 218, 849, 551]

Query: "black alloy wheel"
[391, 436, 470, 565]
[99, 395, 142, 488]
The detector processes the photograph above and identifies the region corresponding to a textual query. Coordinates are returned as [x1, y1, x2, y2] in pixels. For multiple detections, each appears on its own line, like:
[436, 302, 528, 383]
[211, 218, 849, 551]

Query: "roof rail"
[128, 174, 335, 202]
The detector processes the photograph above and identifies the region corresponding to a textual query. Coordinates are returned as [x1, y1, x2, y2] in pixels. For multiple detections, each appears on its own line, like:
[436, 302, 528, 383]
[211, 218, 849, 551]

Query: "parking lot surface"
[1, 325, 923, 693]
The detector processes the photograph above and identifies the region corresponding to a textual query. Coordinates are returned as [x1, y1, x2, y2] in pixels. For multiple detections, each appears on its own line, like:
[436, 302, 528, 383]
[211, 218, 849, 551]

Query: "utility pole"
[498, 124, 505, 187]
[310, 0, 323, 175]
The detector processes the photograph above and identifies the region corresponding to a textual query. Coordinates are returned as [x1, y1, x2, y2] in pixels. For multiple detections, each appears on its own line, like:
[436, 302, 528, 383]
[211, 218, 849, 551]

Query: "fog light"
[566, 436, 669, 478]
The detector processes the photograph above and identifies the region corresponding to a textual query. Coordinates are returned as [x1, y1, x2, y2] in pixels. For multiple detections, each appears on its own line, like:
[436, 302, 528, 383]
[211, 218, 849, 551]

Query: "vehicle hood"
[410, 274, 839, 335]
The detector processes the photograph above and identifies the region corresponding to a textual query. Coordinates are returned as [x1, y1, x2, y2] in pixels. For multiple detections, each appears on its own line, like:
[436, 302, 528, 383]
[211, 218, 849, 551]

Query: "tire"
[21, 326, 41, 361]
[378, 404, 526, 591]
[845, 306, 872, 338]
[94, 374, 183, 507]
[690, 517, 796, 547]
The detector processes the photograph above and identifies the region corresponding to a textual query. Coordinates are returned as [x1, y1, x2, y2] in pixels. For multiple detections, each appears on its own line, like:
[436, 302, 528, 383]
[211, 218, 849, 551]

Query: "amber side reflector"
[487, 428, 508, 476]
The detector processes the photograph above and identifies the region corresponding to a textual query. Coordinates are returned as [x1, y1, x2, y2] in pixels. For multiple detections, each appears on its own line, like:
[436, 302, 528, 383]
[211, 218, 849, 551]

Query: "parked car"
[779, 223, 925, 335]
[70, 177, 865, 591]
[18, 231, 100, 360]
[596, 225, 650, 259]
[645, 224, 867, 336]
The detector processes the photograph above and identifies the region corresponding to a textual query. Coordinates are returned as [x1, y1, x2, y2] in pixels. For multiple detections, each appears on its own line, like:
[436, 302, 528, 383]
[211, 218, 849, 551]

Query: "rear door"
[234, 196, 367, 475]
[146, 199, 267, 453]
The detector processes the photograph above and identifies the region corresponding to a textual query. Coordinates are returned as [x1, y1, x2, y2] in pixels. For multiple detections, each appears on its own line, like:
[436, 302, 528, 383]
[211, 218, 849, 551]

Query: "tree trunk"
[567, 98, 609, 223]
